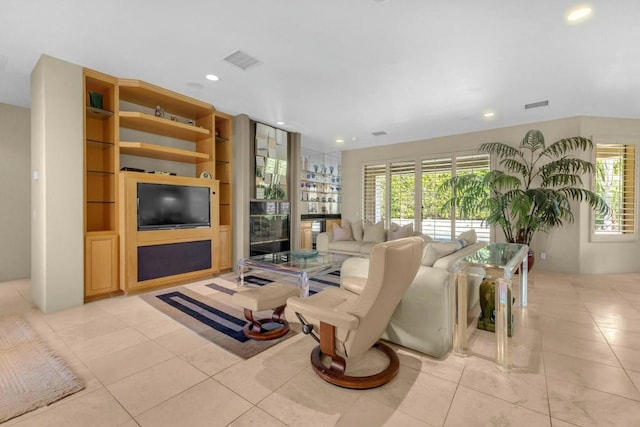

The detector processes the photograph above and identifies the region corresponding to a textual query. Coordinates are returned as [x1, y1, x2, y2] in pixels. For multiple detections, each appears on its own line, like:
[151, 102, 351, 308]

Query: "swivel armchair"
[286, 236, 423, 389]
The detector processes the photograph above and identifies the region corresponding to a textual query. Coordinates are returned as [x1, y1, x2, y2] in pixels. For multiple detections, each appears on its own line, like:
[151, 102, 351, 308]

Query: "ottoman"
[232, 282, 299, 340]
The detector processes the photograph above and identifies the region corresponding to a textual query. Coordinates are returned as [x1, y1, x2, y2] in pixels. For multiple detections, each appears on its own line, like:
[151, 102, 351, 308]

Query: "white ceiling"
[1, 0, 639, 153]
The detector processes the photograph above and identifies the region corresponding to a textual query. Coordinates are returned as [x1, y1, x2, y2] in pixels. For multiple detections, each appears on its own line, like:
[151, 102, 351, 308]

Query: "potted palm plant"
[442, 129, 608, 269]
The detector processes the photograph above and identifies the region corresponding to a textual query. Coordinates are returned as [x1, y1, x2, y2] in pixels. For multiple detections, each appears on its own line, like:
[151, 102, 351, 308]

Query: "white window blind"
[389, 161, 416, 227]
[421, 157, 453, 240]
[593, 143, 636, 238]
[363, 164, 386, 224]
[454, 154, 491, 241]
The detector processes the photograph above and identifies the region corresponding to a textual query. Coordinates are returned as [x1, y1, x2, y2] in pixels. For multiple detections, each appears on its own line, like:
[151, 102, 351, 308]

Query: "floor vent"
[224, 50, 262, 71]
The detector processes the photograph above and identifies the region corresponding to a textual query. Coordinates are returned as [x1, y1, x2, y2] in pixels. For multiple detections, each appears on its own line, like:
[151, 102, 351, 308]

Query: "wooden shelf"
[119, 79, 214, 119]
[120, 111, 210, 141]
[86, 107, 113, 120]
[119, 141, 210, 163]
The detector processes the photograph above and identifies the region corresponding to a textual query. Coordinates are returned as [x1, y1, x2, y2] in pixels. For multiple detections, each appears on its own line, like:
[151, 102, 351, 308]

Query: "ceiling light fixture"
[276, 121, 285, 126]
[483, 112, 495, 118]
[205, 74, 219, 81]
[567, 6, 592, 22]
[336, 139, 345, 143]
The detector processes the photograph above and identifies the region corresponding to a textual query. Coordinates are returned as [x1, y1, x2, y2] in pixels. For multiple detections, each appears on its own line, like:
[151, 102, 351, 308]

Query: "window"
[363, 164, 386, 223]
[592, 141, 637, 240]
[389, 161, 416, 227]
[363, 153, 489, 241]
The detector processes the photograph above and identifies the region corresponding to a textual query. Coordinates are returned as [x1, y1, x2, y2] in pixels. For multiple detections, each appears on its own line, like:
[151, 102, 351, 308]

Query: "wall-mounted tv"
[137, 183, 210, 231]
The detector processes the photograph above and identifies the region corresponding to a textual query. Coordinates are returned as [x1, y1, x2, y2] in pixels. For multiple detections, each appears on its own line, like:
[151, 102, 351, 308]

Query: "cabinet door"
[219, 225, 231, 270]
[300, 221, 313, 249]
[85, 233, 118, 297]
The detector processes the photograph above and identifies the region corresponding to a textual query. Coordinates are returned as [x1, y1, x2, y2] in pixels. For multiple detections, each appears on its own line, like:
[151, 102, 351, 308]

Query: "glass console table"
[453, 242, 529, 372]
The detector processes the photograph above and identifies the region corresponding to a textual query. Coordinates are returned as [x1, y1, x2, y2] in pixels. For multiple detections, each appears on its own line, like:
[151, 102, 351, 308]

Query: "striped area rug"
[140, 270, 340, 359]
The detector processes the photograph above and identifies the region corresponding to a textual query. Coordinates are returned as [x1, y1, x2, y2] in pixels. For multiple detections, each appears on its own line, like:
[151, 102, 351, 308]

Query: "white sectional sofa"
[316, 221, 486, 358]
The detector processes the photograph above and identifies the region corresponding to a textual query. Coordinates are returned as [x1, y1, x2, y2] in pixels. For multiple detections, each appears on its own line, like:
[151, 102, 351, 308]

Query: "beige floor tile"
[363, 365, 457, 426]
[542, 332, 619, 366]
[227, 406, 287, 427]
[132, 314, 183, 339]
[107, 357, 208, 416]
[213, 336, 311, 404]
[544, 352, 640, 401]
[460, 355, 549, 415]
[548, 377, 640, 426]
[592, 314, 640, 333]
[395, 346, 466, 384]
[42, 303, 111, 331]
[628, 370, 640, 392]
[153, 327, 212, 355]
[586, 302, 640, 320]
[93, 294, 156, 316]
[115, 302, 175, 327]
[444, 385, 551, 426]
[10, 388, 132, 427]
[179, 342, 242, 376]
[68, 326, 149, 361]
[57, 314, 129, 346]
[612, 345, 640, 372]
[257, 368, 361, 427]
[550, 418, 579, 427]
[336, 395, 430, 427]
[135, 378, 252, 427]
[537, 317, 605, 343]
[85, 339, 175, 385]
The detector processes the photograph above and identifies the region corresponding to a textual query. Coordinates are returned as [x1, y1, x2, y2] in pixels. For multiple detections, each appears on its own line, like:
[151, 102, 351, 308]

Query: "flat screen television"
[137, 183, 210, 230]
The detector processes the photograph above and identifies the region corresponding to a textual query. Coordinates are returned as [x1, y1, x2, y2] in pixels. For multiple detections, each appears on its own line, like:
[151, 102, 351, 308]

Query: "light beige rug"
[0, 316, 85, 423]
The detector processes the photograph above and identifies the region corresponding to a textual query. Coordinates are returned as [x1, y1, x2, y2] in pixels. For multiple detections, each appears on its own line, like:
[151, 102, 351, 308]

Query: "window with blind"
[593, 142, 637, 240]
[420, 154, 490, 240]
[390, 161, 416, 226]
[362, 153, 490, 241]
[363, 164, 386, 223]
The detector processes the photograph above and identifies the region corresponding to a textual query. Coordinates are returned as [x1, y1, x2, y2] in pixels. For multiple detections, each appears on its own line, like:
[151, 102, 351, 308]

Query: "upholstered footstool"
[232, 282, 299, 340]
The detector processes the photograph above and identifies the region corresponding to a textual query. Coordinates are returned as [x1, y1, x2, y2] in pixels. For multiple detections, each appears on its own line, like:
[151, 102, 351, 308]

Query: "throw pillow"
[351, 219, 364, 241]
[332, 223, 354, 241]
[363, 220, 385, 243]
[421, 242, 459, 267]
[457, 229, 477, 245]
[388, 223, 414, 240]
[422, 234, 434, 244]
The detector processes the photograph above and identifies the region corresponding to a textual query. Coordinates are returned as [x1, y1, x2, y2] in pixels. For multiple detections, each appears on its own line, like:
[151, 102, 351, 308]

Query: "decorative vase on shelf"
[329, 166, 334, 175]
[313, 164, 318, 173]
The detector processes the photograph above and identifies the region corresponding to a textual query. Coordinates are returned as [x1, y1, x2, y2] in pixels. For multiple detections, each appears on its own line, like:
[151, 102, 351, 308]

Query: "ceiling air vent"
[371, 131, 388, 136]
[525, 100, 549, 110]
[224, 50, 262, 71]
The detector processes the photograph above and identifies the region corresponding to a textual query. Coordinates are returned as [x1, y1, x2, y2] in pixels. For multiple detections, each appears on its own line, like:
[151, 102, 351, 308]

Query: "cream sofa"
[318, 223, 486, 358]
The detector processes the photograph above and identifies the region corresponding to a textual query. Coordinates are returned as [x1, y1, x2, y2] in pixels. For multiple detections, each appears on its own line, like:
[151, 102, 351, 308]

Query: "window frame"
[590, 136, 639, 243]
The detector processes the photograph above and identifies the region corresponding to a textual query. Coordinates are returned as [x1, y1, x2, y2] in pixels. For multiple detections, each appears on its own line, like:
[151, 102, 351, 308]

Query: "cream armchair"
[286, 236, 423, 389]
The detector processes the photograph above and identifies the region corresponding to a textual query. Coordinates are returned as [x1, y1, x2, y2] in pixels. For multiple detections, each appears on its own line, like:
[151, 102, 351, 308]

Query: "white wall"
[31, 55, 84, 312]
[0, 103, 31, 281]
[341, 116, 640, 274]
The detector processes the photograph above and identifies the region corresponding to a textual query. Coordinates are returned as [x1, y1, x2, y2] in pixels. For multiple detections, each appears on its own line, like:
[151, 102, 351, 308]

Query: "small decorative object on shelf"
[155, 105, 164, 117]
[215, 128, 220, 137]
[188, 120, 195, 126]
[88, 91, 103, 109]
[199, 171, 212, 179]
[170, 115, 177, 121]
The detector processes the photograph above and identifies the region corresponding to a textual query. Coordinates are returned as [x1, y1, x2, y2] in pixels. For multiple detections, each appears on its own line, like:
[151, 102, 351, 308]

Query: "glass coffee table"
[453, 242, 529, 372]
[237, 250, 349, 298]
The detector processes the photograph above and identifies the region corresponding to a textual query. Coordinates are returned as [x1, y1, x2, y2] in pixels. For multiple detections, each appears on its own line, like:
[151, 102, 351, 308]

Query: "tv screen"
[137, 183, 210, 230]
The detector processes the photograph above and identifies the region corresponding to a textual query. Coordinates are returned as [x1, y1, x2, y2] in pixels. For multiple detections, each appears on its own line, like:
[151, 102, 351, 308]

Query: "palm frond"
[477, 142, 522, 160]
[520, 129, 546, 152]
[542, 136, 593, 158]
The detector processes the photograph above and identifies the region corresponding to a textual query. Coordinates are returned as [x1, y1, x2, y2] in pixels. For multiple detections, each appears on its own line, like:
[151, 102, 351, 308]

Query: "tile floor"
[2, 270, 640, 426]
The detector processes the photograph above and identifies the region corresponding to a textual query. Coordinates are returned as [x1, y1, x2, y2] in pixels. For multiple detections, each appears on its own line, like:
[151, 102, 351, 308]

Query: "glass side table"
[453, 242, 529, 372]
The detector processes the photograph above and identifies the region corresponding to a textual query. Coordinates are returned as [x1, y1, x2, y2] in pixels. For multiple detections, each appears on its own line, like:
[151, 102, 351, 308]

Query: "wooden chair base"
[310, 341, 400, 389]
[242, 305, 290, 340]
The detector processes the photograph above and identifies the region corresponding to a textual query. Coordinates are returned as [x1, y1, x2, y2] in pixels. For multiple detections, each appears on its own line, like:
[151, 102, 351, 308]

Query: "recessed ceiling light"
[483, 112, 495, 118]
[205, 74, 219, 81]
[276, 121, 285, 126]
[336, 139, 345, 143]
[567, 6, 592, 22]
